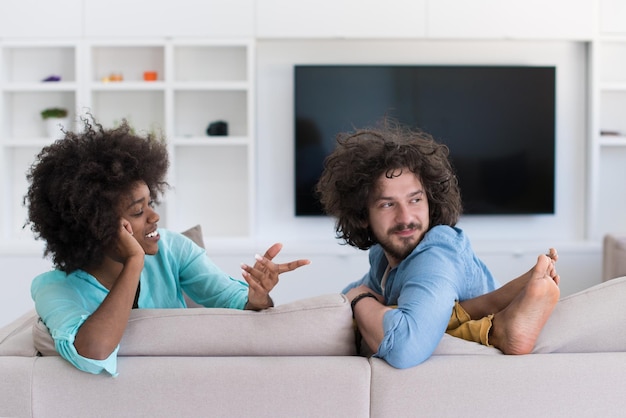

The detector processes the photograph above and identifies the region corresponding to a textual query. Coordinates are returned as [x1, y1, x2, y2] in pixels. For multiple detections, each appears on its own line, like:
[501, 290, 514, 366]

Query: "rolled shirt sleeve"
[31, 270, 121, 376]
[349, 226, 499, 368]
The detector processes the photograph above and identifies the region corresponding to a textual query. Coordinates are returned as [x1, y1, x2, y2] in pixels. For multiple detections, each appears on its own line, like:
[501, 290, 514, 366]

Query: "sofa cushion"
[180, 224, 204, 248]
[533, 275, 626, 353]
[433, 333, 501, 355]
[369, 353, 626, 418]
[34, 293, 356, 357]
[602, 234, 626, 281]
[30, 356, 371, 418]
[0, 309, 39, 356]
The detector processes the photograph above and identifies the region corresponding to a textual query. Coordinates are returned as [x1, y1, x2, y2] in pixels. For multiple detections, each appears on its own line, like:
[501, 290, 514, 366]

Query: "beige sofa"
[2, 276, 626, 418]
[603, 234, 626, 282]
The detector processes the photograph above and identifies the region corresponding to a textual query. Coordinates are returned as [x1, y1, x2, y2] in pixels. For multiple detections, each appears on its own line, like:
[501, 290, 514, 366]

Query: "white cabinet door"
[0, 0, 83, 38]
[84, 0, 254, 38]
[256, 0, 427, 38]
[428, 0, 594, 39]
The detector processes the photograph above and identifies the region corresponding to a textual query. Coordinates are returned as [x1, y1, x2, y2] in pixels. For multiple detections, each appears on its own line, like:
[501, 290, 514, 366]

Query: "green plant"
[40, 108, 68, 119]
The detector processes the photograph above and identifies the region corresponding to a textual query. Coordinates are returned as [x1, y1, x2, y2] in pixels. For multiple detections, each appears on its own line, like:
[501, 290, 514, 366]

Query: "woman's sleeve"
[31, 271, 120, 376]
[175, 235, 249, 309]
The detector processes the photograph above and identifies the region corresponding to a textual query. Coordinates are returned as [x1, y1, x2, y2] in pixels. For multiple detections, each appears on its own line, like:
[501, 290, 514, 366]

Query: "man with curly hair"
[25, 117, 309, 376]
[315, 121, 560, 369]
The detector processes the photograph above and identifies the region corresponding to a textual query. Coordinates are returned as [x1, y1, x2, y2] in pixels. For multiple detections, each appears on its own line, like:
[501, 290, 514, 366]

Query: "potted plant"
[40, 107, 70, 138]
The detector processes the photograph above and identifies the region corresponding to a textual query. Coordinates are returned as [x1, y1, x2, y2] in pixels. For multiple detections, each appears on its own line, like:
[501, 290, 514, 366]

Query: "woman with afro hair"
[25, 116, 309, 376]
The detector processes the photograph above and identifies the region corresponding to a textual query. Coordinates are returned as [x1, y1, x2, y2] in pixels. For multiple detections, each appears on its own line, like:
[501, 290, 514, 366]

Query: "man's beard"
[376, 223, 422, 263]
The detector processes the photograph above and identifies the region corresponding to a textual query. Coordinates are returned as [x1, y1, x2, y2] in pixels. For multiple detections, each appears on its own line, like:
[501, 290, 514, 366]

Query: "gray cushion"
[34, 293, 356, 357]
[0, 309, 39, 356]
[533, 275, 626, 353]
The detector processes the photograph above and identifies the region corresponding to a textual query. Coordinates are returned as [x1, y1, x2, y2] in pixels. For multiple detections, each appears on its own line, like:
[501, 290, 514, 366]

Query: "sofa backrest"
[33, 293, 357, 357]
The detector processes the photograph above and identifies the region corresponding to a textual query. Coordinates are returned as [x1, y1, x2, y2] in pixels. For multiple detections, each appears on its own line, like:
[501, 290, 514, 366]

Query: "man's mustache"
[388, 223, 421, 234]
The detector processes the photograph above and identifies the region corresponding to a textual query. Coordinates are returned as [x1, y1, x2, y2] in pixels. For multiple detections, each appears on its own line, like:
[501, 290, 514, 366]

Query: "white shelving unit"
[0, 41, 81, 247]
[0, 38, 255, 250]
[589, 0, 626, 240]
[167, 40, 255, 239]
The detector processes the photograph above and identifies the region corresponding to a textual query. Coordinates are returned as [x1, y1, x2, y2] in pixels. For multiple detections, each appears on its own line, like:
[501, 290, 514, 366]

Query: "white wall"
[0, 256, 52, 327]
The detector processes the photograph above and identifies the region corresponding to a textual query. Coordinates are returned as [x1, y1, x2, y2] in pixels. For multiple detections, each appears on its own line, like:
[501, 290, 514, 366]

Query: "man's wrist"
[350, 292, 378, 318]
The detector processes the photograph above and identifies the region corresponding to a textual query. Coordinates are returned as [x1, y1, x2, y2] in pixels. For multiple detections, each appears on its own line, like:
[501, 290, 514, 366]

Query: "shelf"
[171, 81, 249, 91]
[0, 39, 255, 244]
[599, 82, 626, 91]
[1, 46, 76, 84]
[597, 41, 626, 84]
[2, 82, 79, 92]
[172, 44, 248, 83]
[598, 90, 626, 135]
[89, 45, 165, 83]
[599, 136, 626, 147]
[172, 137, 249, 146]
[89, 81, 166, 91]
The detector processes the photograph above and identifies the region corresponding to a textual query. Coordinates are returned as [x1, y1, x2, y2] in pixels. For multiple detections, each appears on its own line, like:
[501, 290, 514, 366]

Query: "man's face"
[367, 169, 430, 267]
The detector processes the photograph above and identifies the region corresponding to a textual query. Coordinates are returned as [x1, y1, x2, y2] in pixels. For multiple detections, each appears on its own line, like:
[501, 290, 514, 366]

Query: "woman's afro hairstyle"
[315, 120, 462, 250]
[24, 116, 169, 273]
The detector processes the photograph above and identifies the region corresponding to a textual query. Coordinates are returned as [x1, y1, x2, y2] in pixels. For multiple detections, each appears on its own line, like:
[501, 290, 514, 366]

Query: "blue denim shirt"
[343, 225, 499, 368]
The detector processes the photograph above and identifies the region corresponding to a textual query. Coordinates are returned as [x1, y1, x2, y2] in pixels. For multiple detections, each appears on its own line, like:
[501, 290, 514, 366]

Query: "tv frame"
[294, 64, 556, 217]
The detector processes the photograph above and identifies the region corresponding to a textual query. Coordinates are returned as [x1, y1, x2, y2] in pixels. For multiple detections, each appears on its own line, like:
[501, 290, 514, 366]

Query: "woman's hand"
[241, 243, 310, 310]
[111, 218, 146, 264]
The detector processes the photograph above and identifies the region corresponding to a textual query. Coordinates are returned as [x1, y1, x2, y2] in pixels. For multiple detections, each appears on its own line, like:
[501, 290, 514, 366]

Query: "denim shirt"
[343, 225, 499, 368]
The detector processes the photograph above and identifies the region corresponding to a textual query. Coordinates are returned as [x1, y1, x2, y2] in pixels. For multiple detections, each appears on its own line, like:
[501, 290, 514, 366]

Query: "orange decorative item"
[143, 71, 157, 81]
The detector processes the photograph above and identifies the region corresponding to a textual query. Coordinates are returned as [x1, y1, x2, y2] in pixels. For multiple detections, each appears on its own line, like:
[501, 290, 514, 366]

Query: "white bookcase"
[588, 0, 626, 240]
[0, 38, 255, 250]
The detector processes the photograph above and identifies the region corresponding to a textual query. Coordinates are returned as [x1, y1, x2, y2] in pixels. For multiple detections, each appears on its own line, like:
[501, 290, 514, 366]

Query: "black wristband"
[350, 292, 378, 318]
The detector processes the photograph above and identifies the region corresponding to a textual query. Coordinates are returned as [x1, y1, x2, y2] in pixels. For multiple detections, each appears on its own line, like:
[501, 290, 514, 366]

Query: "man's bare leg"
[460, 248, 559, 319]
[488, 254, 560, 355]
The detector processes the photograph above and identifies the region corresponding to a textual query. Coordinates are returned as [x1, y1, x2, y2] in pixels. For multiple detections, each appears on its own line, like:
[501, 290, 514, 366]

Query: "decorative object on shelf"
[40, 107, 70, 139]
[207, 120, 228, 136]
[600, 130, 623, 137]
[102, 73, 123, 82]
[143, 71, 158, 81]
[42, 75, 61, 82]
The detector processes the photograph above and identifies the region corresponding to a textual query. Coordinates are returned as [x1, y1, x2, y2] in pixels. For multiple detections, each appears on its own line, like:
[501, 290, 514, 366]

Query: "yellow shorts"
[446, 301, 493, 346]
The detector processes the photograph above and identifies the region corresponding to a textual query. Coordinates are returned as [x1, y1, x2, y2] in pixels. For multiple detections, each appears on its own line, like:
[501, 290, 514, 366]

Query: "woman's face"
[119, 181, 161, 255]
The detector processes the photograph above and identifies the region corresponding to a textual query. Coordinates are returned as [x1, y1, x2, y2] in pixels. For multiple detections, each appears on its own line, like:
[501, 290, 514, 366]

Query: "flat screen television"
[295, 65, 556, 216]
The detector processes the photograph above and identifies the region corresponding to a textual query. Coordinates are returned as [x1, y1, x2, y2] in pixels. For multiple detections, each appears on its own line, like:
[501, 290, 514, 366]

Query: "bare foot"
[546, 247, 560, 285]
[489, 254, 560, 355]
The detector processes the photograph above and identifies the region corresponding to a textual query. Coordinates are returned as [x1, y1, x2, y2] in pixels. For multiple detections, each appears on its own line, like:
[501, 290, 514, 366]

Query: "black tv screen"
[295, 65, 556, 216]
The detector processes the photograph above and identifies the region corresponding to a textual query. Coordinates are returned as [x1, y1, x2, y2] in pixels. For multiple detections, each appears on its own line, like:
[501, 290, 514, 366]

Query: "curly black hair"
[24, 116, 169, 273]
[315, 120, 462, 250]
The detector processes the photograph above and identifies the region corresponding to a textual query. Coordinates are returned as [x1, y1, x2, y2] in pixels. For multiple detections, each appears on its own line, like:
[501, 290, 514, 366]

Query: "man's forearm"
[352, 298, 390, 353]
